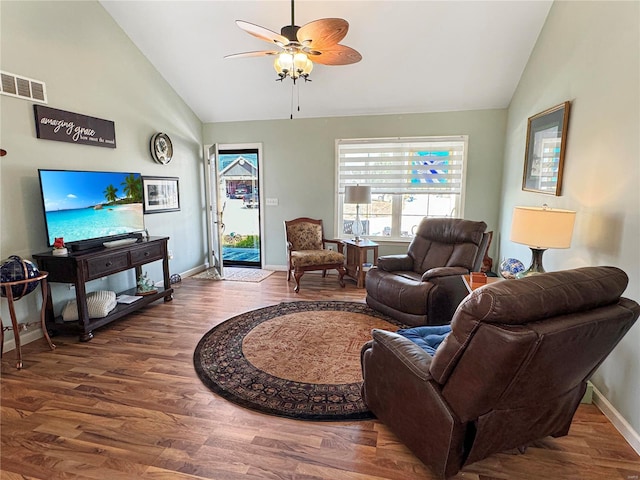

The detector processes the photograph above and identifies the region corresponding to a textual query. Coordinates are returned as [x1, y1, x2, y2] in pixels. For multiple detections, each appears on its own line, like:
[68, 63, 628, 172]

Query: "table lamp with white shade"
[510, 205, 576, 277]
[344, 185, 371, 242]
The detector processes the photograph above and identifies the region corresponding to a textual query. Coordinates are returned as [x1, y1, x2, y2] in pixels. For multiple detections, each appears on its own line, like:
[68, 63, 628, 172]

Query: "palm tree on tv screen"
[104, 184, 118, 204]
[121, 174, 142, 203]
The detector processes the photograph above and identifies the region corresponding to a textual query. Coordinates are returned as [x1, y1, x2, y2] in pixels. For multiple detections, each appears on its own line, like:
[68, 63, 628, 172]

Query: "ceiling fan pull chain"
[290, 82, 295, 119]
[297, 81, 301, 113]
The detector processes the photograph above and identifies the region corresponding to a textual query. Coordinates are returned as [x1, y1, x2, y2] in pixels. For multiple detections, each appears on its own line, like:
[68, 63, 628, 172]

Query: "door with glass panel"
[210, 144, 263, 268]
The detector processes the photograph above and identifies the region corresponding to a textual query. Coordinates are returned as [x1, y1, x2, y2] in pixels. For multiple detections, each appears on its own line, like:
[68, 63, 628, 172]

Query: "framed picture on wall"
[522, 101, 571, 196]
[142, 176, 180, 213]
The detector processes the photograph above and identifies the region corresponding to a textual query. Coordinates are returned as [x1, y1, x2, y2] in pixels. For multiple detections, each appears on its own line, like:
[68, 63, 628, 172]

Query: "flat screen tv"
[37, 169, 145, 250]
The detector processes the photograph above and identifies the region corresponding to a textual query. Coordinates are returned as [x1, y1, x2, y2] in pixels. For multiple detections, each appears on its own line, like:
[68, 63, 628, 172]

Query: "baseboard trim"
[264, 264, 287, 272]
[181, 264, 209, 277]
[592, 384, 640, 455]
[2, 328, 45, 353]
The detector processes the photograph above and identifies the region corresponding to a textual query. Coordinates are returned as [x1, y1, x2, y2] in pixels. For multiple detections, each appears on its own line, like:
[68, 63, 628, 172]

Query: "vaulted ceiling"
[101, 1, 553, 123]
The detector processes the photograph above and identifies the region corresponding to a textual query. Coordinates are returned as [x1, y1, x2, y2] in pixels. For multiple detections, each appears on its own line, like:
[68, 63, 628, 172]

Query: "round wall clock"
[150, 132, 173, 165]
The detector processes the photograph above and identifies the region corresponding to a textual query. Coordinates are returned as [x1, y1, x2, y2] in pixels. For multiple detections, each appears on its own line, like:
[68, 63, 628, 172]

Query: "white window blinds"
[337, 136, 467, 194]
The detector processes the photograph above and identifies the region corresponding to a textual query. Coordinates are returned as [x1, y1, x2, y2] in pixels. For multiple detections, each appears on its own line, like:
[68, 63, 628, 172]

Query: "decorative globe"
[499, 258, 526, 279]
[0, 255, 41, 300]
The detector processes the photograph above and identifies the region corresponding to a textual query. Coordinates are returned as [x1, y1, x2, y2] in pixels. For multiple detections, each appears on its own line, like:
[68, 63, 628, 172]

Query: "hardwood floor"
[2, 271, 639, 479]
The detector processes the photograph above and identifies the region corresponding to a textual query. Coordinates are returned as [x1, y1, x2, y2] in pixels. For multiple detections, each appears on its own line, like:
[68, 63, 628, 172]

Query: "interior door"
[205, 144, 224, 276]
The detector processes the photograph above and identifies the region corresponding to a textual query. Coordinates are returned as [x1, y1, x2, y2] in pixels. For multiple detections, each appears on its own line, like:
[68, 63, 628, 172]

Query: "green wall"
[0, 1, 205, 337]
[204, 110, 506, 267]
[499, 1, 640, 442]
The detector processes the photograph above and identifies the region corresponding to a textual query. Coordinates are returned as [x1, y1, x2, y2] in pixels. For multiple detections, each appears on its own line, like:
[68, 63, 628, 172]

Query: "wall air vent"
[0, 71, 47, 103]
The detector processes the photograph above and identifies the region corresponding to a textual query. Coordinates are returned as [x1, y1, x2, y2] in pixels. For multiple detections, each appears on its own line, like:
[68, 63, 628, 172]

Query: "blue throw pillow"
[397, 325, 452, 356]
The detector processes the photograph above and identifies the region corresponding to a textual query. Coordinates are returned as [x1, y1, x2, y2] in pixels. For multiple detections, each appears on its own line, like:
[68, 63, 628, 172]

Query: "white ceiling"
[100, 1, 553, 124]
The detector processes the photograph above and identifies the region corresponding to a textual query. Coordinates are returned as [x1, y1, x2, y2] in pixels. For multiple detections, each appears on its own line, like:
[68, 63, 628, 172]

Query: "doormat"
[224, 267, 274, 282]
[193, 267, 274, 283]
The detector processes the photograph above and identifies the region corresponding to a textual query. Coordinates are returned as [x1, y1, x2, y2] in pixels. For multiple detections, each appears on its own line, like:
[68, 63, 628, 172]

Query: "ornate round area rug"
[193, 301, 406, 421]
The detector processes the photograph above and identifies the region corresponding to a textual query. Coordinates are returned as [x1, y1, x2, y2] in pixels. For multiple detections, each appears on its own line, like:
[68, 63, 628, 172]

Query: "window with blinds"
[336, 136, 468, 241]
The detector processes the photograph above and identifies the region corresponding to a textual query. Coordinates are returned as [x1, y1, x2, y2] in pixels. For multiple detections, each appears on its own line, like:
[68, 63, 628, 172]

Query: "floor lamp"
[510, 205, 576, 277]
[344, 185, 371, 242]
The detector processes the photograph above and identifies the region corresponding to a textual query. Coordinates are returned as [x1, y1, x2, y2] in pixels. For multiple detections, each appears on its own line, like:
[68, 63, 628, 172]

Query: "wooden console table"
[339, 239, 379, 288]
[1, 272, 56, 369]
[33, 236, 174, 342]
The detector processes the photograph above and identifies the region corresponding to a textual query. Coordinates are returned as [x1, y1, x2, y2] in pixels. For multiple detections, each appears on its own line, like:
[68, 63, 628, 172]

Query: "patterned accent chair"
[284, 217, 346, 293]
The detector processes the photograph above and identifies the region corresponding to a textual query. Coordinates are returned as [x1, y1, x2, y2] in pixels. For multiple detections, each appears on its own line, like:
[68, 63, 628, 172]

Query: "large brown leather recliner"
[365, 217, 488, 326]
[361, 266, 640, 478]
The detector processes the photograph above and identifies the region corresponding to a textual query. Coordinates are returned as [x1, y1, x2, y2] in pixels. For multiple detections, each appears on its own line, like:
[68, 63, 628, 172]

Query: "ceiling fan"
[224, 0, 362, 83]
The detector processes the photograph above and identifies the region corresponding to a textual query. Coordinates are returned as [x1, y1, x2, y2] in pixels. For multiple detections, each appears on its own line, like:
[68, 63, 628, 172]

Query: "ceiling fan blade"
[309, 45, 362, 66]
[297, 18, 349, 50]
[224, 51, 279, 60]
[236, 20, 290, 46]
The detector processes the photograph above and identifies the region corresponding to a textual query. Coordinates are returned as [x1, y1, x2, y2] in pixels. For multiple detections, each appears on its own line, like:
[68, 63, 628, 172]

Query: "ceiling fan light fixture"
[293, 52, 308, 71]
[274, 50, 312, 81]
[302, 57, 313, 75]
[275, 52, 294, 74]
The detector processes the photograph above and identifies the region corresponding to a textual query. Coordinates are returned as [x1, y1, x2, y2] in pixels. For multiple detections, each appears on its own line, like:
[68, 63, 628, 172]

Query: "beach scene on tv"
[39, 170, 145, 246]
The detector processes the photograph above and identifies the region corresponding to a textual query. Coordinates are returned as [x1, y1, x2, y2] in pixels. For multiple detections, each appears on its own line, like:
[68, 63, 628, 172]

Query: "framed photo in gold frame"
[522, 101, 570, 196]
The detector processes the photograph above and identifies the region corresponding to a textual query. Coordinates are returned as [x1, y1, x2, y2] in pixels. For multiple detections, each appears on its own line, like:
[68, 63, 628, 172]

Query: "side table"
[461, 274, 502, 293]
[1, 272, 56, 369]
[339, 239, 379, 288]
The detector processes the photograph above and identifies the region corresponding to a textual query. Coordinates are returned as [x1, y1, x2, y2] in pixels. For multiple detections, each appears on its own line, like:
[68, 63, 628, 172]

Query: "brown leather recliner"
[365, 217, 488, 326]
[361, 266, 640, 478]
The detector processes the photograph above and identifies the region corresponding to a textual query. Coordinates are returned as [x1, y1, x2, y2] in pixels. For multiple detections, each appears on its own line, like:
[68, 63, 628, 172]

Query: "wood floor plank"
[2, 271, 639, 479]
